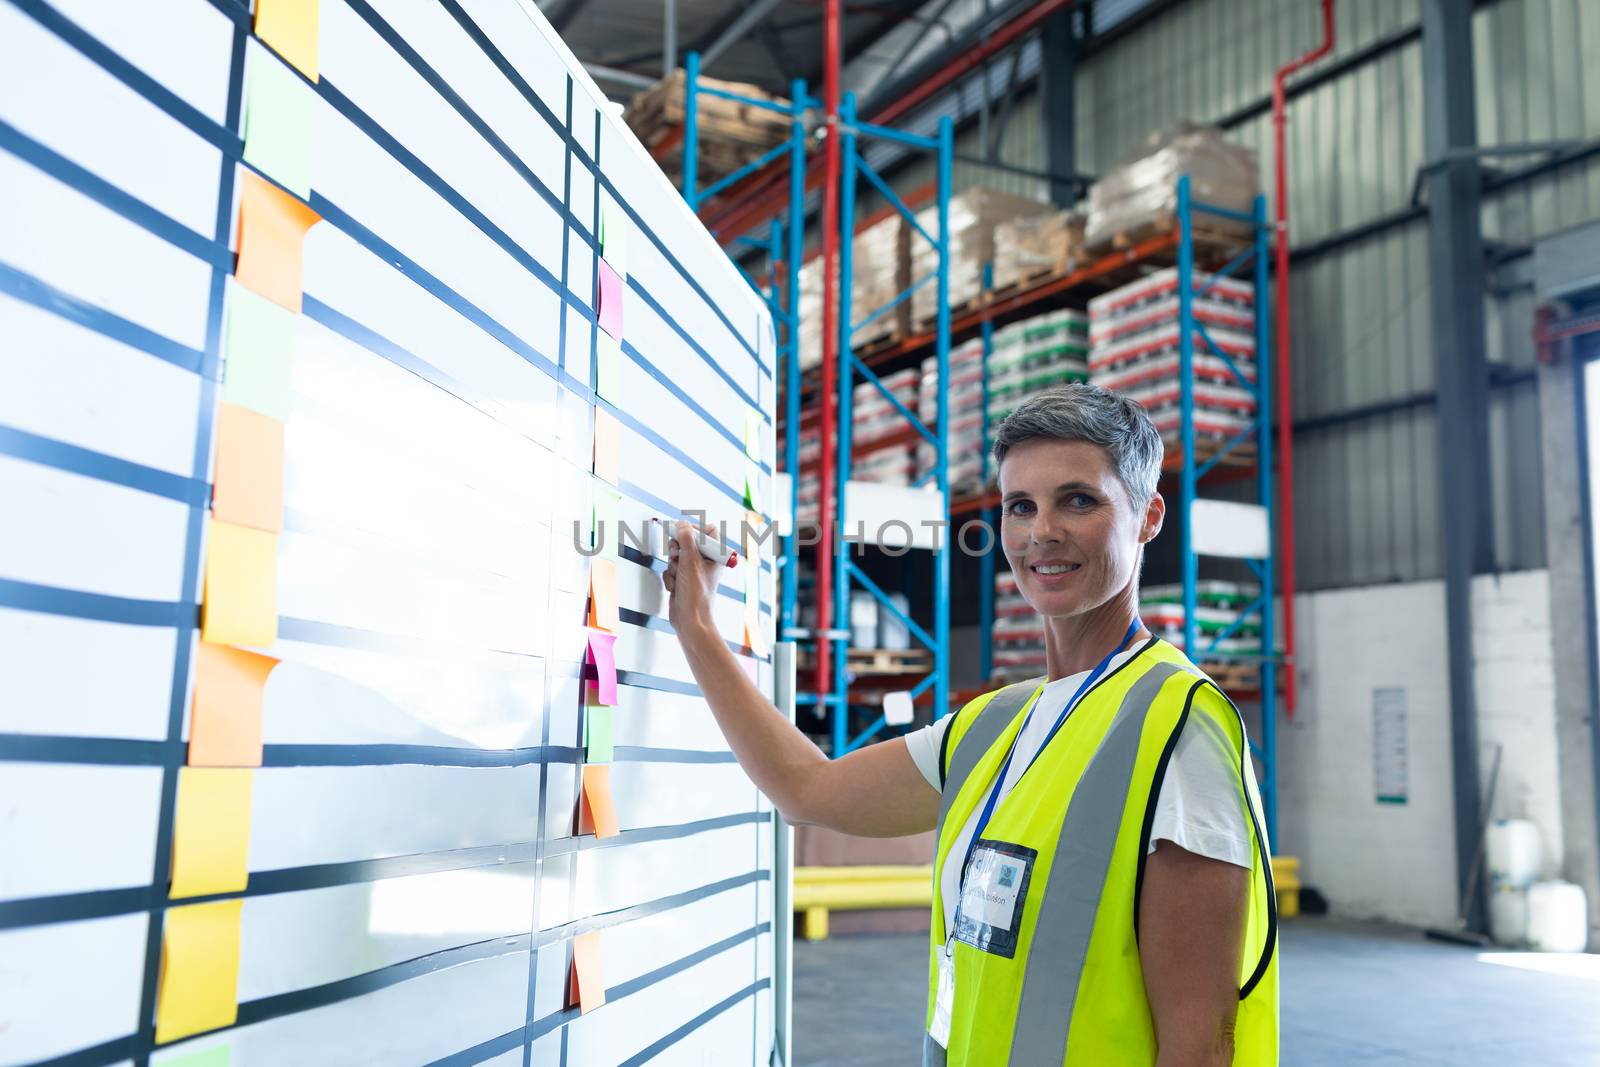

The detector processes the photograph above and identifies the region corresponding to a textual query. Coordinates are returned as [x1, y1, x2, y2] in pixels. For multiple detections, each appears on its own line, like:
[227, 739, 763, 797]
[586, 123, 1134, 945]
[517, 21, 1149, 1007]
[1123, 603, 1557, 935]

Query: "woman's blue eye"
[1069, 493, 1096, 508]
[1006, 500, 1035, 517]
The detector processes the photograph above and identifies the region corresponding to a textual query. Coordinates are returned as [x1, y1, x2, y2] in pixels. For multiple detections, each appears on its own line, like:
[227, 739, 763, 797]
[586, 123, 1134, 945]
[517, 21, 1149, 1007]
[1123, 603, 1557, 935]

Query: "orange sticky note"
[156, 900, 243, 1044]
[587, 557, 619, 633]
[578, 764, 619, 838]
[202, 519, 278, 648]
[592, 408, 620, 486]
[255, 0, 321, 82]
[567, 930, 606, 1014]
[235, 170, 320, 313]
[212, 403, 285, 533]
[170, 768, 254, 898]
[190, 644, 276, 767]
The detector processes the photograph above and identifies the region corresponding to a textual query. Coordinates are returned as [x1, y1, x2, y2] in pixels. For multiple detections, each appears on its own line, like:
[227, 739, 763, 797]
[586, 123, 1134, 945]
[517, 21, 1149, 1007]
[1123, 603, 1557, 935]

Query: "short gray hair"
[991, 383, 1164, 503]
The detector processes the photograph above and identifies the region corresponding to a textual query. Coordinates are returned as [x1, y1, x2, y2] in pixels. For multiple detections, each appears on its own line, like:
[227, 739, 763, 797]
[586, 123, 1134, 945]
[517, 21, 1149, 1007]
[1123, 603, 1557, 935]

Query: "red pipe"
[816, 0, 841, 700]
[1272, 0, 1334, 717]
[704, 0, 1074, 243]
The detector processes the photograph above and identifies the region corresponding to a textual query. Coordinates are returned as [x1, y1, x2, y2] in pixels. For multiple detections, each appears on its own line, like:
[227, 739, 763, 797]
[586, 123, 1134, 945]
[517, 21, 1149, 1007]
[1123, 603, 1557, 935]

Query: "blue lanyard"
[958, 618, 1143, 889]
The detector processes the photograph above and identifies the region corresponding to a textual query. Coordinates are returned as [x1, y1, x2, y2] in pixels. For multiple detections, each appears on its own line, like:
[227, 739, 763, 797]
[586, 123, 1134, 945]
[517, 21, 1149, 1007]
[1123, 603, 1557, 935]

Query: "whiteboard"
[0, 0, 779, 1063]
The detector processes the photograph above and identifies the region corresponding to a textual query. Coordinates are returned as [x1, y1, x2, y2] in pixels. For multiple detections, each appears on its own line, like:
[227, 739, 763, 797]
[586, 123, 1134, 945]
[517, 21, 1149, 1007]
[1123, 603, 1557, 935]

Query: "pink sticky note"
[586, 629, 619, 705]
[597, 260, 625, 340]
[738, 655, 759, 685]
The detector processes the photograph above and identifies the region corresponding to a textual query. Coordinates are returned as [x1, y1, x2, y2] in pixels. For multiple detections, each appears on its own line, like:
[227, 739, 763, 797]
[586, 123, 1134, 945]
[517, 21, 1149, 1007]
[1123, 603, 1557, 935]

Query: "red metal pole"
[1273, 0, 1334, 717]
[816, 0, 841, 699]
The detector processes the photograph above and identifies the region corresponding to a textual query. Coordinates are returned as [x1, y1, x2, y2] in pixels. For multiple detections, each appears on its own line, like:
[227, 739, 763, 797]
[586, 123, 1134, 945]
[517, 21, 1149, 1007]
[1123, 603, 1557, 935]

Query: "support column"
[1421, 0, 1493, 935]
[1041, 6, 1077, 207]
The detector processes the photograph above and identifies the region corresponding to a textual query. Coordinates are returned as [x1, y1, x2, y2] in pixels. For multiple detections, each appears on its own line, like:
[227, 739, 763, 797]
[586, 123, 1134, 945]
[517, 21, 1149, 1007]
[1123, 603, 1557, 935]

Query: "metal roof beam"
[702, 0, 787, 68]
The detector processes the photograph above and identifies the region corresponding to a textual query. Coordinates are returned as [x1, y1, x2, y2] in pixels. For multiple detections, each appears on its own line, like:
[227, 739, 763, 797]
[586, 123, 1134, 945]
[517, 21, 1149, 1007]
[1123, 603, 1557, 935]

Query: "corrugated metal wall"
[1061, 0, 1600, 590]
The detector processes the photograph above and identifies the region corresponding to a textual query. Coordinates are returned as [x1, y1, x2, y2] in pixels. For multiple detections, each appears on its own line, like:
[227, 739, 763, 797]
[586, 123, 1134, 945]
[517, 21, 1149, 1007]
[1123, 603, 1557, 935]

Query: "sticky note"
[744, 564, 767, 657]
[578, 764, 619, 838]
[202, 519, 279, 648]
[600, 202, 628, 275]
[743, 463, 759, 510]
[235, 169, 320, 314]
[161, 1045, 233, 1067]
[155, 900, 243, 1044]
[242, 50, 313, 199]
[189, 644, 276, 767]
[588, 557, 618, 633]
[597, 260, 625, 340]
[568, 930, 606, 1014]
[592, 408, 620, 486]
[738, 655, 759, 685]
[212, 403, 285, 533]
[593, 487, 623, 561]
[585, 705, 615, 763]
[743, 509, 766, 562]
[744, 408, 761, 462]
[222, 283, 296, 420]
[254, 0, 320, 82]
[170, 768, 254, 898]
[595, 333, 623, 402]
[585, 629, 619, 707]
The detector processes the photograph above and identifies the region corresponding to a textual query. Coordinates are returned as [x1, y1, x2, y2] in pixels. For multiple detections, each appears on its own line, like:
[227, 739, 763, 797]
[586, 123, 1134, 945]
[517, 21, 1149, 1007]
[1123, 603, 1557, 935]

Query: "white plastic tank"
[1525, 880, 1589, 953]
[1486, 819, 1543, 889]
[1488, 884, 1529, 946]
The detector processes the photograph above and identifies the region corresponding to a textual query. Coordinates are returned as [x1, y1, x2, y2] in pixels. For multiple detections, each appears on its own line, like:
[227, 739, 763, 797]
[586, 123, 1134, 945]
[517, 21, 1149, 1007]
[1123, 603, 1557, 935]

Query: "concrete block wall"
[1276, 570, 1568, 931]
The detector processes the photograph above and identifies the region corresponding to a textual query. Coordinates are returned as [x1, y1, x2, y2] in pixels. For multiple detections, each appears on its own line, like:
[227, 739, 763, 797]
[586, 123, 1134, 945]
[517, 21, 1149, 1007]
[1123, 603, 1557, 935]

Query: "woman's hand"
[661, 519, 721, 640]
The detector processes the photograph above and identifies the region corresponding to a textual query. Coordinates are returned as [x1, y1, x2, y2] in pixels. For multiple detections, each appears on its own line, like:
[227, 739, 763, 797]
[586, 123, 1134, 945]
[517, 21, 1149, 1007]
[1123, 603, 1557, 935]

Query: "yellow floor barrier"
[793, 857, 1303, 939]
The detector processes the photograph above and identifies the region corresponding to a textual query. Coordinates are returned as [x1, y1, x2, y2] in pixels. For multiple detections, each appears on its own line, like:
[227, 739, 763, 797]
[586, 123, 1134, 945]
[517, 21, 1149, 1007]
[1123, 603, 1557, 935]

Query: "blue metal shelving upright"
[1173, 174, 1279, 843]
[829, 93, 953, 755]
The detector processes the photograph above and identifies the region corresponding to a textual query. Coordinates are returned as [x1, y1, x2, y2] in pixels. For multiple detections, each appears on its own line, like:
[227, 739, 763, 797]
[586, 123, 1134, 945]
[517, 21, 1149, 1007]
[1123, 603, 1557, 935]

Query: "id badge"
[930, 941, 955, 1048]
[954, 840, 1037, 959]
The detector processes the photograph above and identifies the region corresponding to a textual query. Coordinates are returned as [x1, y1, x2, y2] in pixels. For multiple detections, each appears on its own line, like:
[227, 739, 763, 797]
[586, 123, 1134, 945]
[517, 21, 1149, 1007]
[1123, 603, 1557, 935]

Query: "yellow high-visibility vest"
[924, 638, 1279, 1066]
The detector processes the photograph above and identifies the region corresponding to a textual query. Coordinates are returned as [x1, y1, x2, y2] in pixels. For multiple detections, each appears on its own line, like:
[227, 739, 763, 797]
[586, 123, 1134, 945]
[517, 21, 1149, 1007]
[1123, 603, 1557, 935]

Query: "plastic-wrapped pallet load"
[993, 569, 1046, 683]
[795, 214, 909, 369]
[791, 370, 920, 526]
[911, 188, 1055, 325]
[987, 310, 1090, 425]
[625, 69, 795, 185]
[1083, 122, 1258, 254]
[1088, 266, 1256, 448]
[993, 210, 1086, 292]
[917, 338, 987, 496]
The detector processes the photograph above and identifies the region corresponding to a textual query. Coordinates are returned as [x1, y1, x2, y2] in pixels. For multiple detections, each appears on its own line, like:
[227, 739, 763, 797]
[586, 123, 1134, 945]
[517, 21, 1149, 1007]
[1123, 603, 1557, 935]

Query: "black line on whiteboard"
[0, 425, 209, 505]
[0, 576, 188, 627]
[619, 979, 773, 1066]
[543, 811, 771, 859]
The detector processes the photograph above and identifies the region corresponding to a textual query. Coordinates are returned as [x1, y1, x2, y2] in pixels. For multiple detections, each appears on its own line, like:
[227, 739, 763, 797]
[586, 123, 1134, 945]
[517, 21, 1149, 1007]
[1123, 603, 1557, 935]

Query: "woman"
[663, 384, 1277, 1066]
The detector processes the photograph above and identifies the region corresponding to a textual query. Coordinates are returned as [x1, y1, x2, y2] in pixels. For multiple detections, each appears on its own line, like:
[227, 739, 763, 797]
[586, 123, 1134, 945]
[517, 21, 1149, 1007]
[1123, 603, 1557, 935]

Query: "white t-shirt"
[904, 649, 1254, 939]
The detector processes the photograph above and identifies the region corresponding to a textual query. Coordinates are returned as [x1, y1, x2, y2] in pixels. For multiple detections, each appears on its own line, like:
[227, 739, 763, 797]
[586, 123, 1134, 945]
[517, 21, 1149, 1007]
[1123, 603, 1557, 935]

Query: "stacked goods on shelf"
[796, 214, 909, 369]
[1140, 581, 1264, 659]
[992, 569, 1045, 683]
[624, 69, 795, 186]
[987, 309, 1090, 424]
[911, 188, 1054, 325]
[993, 210, 1086, 292]
[793, 370, 921, 525]
[1083, 122, 1257, 254]
[1087, 266, 1256, 447]
[916, 337, 986, 496]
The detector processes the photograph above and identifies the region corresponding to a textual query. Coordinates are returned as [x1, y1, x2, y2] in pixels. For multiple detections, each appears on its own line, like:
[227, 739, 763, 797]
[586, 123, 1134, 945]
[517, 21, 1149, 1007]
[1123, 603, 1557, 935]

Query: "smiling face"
[997, 438, 1164, 621]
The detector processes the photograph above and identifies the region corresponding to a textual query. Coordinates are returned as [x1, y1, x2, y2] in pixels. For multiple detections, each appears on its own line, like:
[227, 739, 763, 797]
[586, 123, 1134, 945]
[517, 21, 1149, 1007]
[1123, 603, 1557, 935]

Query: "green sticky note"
[600, 202, 628, 275]
[242, 50, 313, 199]
[222, 284, 296, 420]
[160, 1043, 232, 1067]
[585, 705, 615, 763]
[743, 459, 760, 510]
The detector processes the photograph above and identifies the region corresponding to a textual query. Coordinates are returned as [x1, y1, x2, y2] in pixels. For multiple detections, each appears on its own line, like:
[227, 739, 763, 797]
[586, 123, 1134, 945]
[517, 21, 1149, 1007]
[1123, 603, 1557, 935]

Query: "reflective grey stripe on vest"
[1009, 661, 1186, 1066]
[922, 662, 1189, 1065]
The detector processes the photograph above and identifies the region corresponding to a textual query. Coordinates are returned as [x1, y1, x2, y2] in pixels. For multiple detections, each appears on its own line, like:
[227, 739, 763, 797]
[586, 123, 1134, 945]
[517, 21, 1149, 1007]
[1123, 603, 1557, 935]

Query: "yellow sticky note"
[155, 899, 244, 1044]
[235, 170, 320, 314]
[254, 0, 321, 82]
[588, 557, 619, 634]
[744, 564, 767, 657]
[592, 408, 620, 486]
[212, 403, 285, 534]
[190, 644, 276, 768]
[202, 519, 278, 648]
[170, 768, 253, 899]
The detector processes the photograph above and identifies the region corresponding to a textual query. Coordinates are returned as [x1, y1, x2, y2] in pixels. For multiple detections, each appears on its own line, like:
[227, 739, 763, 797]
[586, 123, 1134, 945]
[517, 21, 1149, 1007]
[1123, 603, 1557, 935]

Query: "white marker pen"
[654, 518, 739, 568]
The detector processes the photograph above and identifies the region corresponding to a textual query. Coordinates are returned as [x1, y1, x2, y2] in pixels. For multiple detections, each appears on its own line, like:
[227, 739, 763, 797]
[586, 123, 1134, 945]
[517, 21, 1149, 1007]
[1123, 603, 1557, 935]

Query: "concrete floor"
[793, 918, 1600, 1065]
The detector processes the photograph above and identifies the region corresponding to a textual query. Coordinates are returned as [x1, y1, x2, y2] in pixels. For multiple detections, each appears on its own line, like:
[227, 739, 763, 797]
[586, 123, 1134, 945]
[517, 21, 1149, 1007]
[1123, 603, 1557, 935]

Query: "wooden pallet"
[1086, 214, 1253, 268]
[846, 648, 933, 675]
[1163, 435, 1259, 474]
[1203, 661, 1261, 692]
[989, 260, 1081, 302]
